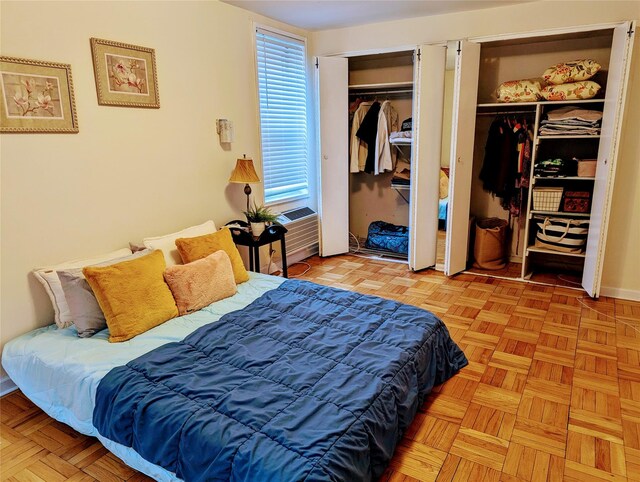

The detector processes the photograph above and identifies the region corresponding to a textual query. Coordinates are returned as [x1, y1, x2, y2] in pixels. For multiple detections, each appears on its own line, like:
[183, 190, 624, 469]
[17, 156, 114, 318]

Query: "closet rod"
[349, 89, 413, 96]
[476, 110, 536, 116]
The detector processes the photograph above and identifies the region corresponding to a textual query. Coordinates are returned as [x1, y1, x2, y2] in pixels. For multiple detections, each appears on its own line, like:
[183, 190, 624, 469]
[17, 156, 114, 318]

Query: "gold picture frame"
[90, 38, 159, 108]
[0, 56, 79, 133]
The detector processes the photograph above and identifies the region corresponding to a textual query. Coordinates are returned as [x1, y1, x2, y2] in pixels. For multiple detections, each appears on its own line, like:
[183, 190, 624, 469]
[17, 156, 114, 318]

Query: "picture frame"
[90, 37, 160, 108]
[0, 56, 79, 133]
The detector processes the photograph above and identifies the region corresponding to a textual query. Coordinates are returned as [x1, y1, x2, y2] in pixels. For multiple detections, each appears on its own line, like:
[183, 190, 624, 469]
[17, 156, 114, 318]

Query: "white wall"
[312, 0, 640, 297]
[0, 1, 309, 374]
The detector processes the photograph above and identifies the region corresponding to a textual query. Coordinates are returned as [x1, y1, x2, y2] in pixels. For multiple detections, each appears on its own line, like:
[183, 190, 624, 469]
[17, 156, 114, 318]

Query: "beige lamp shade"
[229, 157, 260, 184]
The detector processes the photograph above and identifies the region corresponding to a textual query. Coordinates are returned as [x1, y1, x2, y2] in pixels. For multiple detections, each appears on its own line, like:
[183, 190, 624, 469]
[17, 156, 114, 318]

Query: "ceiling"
[221, 0, 531, 31]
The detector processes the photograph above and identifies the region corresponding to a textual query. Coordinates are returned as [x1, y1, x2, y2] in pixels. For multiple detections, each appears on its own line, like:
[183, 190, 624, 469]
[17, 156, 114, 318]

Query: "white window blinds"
[256, 27, 308, 205]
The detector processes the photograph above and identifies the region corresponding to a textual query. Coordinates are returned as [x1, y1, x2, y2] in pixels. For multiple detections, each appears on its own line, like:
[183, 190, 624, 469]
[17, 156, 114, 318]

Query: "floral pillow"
[542, 59, 601, 85]
[541, 81, 601, 101]
[496, 78, 544, 103]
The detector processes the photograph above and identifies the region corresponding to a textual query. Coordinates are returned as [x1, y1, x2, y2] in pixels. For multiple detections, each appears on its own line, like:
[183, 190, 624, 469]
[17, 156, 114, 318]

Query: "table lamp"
[229, 155, 261, 212]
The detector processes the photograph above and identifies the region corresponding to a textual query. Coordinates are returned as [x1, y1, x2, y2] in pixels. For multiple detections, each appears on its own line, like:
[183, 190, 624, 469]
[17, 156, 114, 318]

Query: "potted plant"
[243, 202, 279, 236]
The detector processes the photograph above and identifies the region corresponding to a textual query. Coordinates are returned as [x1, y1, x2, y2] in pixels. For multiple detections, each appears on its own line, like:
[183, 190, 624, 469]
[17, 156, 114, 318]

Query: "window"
[255, 27, 308, 205]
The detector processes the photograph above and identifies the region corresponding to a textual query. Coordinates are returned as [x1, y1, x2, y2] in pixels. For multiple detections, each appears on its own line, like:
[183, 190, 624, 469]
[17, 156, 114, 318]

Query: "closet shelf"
[526, 246, 586, 258]
[538, 135, 601, 139]
[530, 210, 591, 218]
[477, 99, 605, 108]
[533, 176, 595, 181]
[478, 101, 539, 108]
[390, 137, 412, 146]
[349, 81, 413, 91]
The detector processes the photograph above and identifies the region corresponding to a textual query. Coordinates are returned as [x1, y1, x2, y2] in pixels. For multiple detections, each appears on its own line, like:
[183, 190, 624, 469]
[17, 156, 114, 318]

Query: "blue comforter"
[94, 279, 467, 481]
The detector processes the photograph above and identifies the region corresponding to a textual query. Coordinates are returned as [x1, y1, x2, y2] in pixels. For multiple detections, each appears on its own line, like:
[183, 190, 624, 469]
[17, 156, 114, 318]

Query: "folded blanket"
[546, 106, 603, 122]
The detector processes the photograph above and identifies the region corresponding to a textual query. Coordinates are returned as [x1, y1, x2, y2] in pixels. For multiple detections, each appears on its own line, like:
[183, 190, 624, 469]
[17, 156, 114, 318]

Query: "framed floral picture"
[90, 38, 159, 108]
[0, 56, 79, 133]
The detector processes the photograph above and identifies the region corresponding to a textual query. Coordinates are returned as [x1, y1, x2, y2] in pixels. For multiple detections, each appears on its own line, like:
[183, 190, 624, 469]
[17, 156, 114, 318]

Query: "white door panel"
[409, 45, 447, 271]
[316, 56, 349, 257]
[582, 22, 635, 297]
[445, 40, 481, 276]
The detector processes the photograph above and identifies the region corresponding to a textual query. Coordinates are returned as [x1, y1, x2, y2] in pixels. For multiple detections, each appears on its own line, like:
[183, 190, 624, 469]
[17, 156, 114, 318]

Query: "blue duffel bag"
[365, 221, 409, 255]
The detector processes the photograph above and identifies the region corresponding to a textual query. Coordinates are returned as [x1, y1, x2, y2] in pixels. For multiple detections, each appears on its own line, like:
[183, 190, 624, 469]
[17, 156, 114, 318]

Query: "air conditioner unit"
[277, 207, 319, 261]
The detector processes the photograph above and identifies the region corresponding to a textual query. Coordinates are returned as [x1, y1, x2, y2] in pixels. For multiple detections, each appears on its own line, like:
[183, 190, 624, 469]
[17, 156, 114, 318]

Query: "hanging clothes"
[520, 129, 533, 189]
[480, 116, 518, 202]
[508, 120, 533, 215]
[356, 101, 381, 174]
[374, 100, 399, 175]
[479, 114, 533, 255]
[510, 124, 533, 256]
[349, 101, 373, 173]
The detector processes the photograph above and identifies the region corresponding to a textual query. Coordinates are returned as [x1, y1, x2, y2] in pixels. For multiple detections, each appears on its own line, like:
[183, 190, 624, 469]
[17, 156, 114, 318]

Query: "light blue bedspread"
[439, 197, 449, 221]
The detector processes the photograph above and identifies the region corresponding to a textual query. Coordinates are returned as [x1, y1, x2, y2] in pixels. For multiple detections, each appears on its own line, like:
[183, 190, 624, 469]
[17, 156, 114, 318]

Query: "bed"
[3, 272, 467, 481]
[439, 197, 448, 223]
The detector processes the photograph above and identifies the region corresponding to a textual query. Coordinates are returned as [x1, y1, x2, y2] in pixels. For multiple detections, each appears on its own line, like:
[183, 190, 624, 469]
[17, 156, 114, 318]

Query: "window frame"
[253, 24, 310, 207]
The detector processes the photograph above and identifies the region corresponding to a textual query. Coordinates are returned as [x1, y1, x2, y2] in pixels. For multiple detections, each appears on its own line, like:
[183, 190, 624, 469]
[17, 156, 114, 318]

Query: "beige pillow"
[541, 81, 601, 101]
[542, 59, 601, 85]
[164, 251, 237, 316]
[142, 220, 217, 267]
[496, 78, 544, 103]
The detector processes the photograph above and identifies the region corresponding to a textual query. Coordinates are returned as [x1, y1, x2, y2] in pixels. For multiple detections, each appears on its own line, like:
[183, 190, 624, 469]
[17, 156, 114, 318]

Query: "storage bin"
[533, 187, 563, 211]
[473, 218, 508, 270]
[577, 159, 597, 177]
[563, 191, 591, 213]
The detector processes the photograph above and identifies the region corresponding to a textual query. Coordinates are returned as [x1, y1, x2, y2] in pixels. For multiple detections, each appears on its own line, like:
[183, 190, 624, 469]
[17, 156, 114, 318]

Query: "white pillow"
[142, 220, 217, 267]
[33, 248, 132, 328]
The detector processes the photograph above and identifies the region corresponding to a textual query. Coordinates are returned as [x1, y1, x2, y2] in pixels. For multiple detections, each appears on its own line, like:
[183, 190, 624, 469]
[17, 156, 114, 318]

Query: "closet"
[446, 21, 635, 297]
[316, 21, 633, 297]
[317, 45, 447, 271]
[347, 52, 414, 260]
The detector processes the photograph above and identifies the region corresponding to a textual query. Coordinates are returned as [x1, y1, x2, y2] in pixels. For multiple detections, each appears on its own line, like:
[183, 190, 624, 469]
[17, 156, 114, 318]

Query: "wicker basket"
[533, 187, 563, 211]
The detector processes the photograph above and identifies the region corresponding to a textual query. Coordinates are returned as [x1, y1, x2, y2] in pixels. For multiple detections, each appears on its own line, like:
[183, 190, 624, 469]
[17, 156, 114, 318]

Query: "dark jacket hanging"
[356, 101, 381, 174]
[480, 117, 518, 202]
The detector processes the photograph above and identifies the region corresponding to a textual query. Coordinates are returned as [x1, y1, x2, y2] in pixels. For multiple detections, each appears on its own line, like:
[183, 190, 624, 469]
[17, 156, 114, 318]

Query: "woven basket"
[533, 187, 563, 211]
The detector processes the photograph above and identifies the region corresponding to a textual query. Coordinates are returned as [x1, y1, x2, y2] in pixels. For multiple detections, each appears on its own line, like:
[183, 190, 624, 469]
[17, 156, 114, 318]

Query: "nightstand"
[226, 220, 288, 278]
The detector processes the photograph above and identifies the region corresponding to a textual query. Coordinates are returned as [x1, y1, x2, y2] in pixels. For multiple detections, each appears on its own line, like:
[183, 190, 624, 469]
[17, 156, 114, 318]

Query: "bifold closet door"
[582, 21, 635, 297]
[408, 45, 446, 271]
[445, 40, 481, 276]
[316, 56, 349, 257]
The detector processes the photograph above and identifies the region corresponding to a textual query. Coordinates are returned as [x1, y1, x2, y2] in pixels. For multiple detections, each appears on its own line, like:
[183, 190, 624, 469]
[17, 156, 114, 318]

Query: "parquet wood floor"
[1, 254, 639, 481]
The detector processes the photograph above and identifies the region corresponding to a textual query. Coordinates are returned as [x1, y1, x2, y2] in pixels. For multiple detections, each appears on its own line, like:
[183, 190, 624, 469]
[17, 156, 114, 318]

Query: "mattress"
[3, 272, 466, 481]
[2, 272, 284, 481]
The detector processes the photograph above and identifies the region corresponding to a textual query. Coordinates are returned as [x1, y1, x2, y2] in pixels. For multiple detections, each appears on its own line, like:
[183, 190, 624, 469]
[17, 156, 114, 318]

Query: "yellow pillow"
[540, 81, 601, 101]
[496, 78, 544, 103]
[439, 170, 449, 200]
[175, 227, 249, 284]
[542, 59, 601, 85]
[83, 250, 178, 343]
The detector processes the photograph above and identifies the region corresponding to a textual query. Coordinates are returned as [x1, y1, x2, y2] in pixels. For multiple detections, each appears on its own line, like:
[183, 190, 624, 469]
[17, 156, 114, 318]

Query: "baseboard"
[599, 286, 640, 301]
[0, 375, 17, 397]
